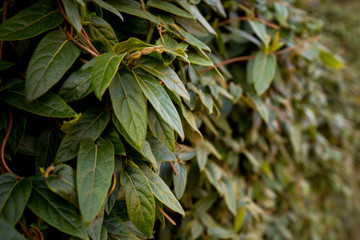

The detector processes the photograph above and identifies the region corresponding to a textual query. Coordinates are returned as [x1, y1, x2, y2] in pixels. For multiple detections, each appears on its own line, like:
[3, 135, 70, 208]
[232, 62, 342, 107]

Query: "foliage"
[0, 0, 359, 239]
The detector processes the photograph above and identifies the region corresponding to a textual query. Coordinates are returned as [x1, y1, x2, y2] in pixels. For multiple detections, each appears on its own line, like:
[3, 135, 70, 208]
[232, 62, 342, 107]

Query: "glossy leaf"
[134, 71, 184, 140]
[139, 163, 185, 215]
[120, 161, 155, 237]
[55, 108, 110, 163]
[62, 0, 82, 33]
[91, 53, 125, 100]
[27, 179, 88, 239]
[139, 59, 190, 101]
[77, 138, 114, 224]
[58, 58, 96, 102]
[0, 80, 77, 118]
[173, 162, 187, 199]
[45, 164, 77, 206]
[0, 1, 63, 40]
[148, 107, 175, 152]
[92, 0, 123, 20]
[25, 30, 81, 101]
[109, 70, 147, 150]
[253, 52, 277, 95]
[112, 37, 154, 54]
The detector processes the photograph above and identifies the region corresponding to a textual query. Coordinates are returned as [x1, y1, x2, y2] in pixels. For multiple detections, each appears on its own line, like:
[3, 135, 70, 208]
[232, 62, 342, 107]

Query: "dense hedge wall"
[0, 0, 359, 239]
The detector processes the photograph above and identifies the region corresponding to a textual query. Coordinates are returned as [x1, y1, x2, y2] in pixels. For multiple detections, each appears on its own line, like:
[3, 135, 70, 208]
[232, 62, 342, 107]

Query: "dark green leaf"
[134, 71, 184, 140]
[138, 163, 185, 215]
[27, 179, 88, 239]
[25, 30, 81, 101]
[45, 164, 78, 206]
[92, 0, 124, 20]
[103, 212, 138, 240]
[105, 128, 125, 155]
[77, 138, 114, 224]
[62, 0, 82, 33]
[0, 218, 26, 240]
[146, 134, 177, 161]
[120, 161, 155, 237]
[112, 37, 154, 54]
[91, 52, 126, 100]
[109, 70, 147, 150]
[173, 162, 187, 199]
[55, 108, 110, 163]
[0, 80, 77, 118]
[0, 1, 63, 40]
[87, 208, 104, 240]
[105, 157, 122, 214]
[58, 58, 96, 102]
[148, 107, 175, 152]
[147, 0, 193, 19]
[0, 60, 15, 71]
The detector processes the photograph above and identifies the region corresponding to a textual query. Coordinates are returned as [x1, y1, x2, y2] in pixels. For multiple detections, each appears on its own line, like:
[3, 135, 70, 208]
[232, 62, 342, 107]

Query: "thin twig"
[81, 28, 100, 56]
[18, 221, 33, 239]
[140, 0, 146, 11]
[156, 204, 176, 225]
[107, 171, 117, 197]
[29, 227, 44, 240]
[175, 142, 182, 149]
[274, 34, 322, 55]
[1, 110, 21, 179]
[0, 0, 9, 59]
[157, 25, 165, 45]
[170, 162, 178, 175]
[65, 31, 99, 57]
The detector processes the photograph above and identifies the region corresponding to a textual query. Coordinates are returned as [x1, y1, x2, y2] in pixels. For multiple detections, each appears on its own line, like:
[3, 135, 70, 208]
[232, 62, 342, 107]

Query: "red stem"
[156, 204, 176, 225]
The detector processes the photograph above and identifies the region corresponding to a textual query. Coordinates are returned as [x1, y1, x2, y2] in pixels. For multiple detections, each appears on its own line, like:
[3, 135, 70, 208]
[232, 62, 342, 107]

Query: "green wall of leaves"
[0, 0, 359, 239]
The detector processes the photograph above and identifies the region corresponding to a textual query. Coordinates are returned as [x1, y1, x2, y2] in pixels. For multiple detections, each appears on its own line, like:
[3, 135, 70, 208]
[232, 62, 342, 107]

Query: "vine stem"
[107, 171, 117, 197]
[65, 31, 99, 57]
[170, 162, 178, 175]
[1, 110, 21, 179]
[156, 204, 176, 225]
[0, 0, 9, 59]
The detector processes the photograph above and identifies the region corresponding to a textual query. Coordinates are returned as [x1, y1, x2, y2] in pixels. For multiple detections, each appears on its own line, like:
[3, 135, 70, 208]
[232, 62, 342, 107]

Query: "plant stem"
[156, 204, 176, 225]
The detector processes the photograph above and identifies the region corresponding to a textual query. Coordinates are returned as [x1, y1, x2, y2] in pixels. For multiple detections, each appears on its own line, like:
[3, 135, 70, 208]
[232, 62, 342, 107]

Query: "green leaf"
[0, 80, 77, 118]
[134, 71, 184, 140]
[0, 175, 31, 226]
[112, 37, 154, 54]
[173, 162, 187, 199]
[87, 208, 104, 240]
[0, 60, 15, 71]
[148, 107, 175, 152]
[77, 138, 114, 224]
[107, 1, 160, 24]
[223, 178, 236, 215]
[35, 130, 59, 171]
[27, 179, 88, 239]
[319, 47, 345, 69]
[62, 0, 82, 33]
[58, 58, 95, 102]
[92, 0, 123, 20]
[181, 105, 203, 139]
[25, 30, 81, 101]
[85, 15, 119, 52]
[191, 219, 204, 240]
[91, 52, 126, 100]
[147, 0, 193, 19]
[208, 226, 235, 239]
[196, 144, 208, 171]
[105, 128, 125, 155]
[139, 59, 190, 101]
[274, 3, 289, 26]
[55, 108, 110, 163]
[234, 207, 246, 233]
[249, 20, 268, 45]
[109, 70, 147, 150]
[187, 47, 214, 66]
[0, 1, 63, 40]
[105, 158, 122, 214]
[120, 161, 155, 237]
[194, 193, 217, 215]
[0, 218, 26, 240]
[204, 161, 224, 195]
[103, 212, 138, 240]
[146, 134, 176, 162]
[167, 26, 211, 52]
[138, 162, 185, 215]
[253, 52, 277, 95]
[45, 164, 78, 206]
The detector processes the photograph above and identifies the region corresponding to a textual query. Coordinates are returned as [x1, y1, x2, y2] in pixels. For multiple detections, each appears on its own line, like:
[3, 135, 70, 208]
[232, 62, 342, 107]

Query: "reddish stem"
[107, 171, 117, 197]
[156, 204, 176, 225]
[170, 162, 178, 175]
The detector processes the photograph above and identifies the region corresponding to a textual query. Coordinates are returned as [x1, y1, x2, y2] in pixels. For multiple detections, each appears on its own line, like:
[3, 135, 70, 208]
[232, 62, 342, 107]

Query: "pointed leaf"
[0, 218, 26, 240]
[77, 138, 114, 224]
[249, 20, 268, 45]
[87, 208, 104, 240]
[173, 162, 187, 199]
[45, 164, 77, 206]
[139, 163, 184, 215]
[55, 108, 110, 163]
[112, 37, 154, 54]
[148, 107, 175, 152]
[147, 0, 193, 19]
[134, 71, 184, 140]
[103, 212, 139, 240]
[0, 80, 77, 118]
[62, 0, 82, 33]
[27, 179, 88, 239]
[253, 52, 277, 95]
[146, 134, 176, 161]
[0, 1, 63, 40]
[109, 70, 147, 150]
[58, 54, 96, 102]
[25, 30, 81, 101]
[139, 60, 190, 100]
[223, 178, 236, 215]
[120, 161, 155, 237]
[92, 0, 123, 20]
[0, 60, 15, 71]
[91, 53, 125, 100]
